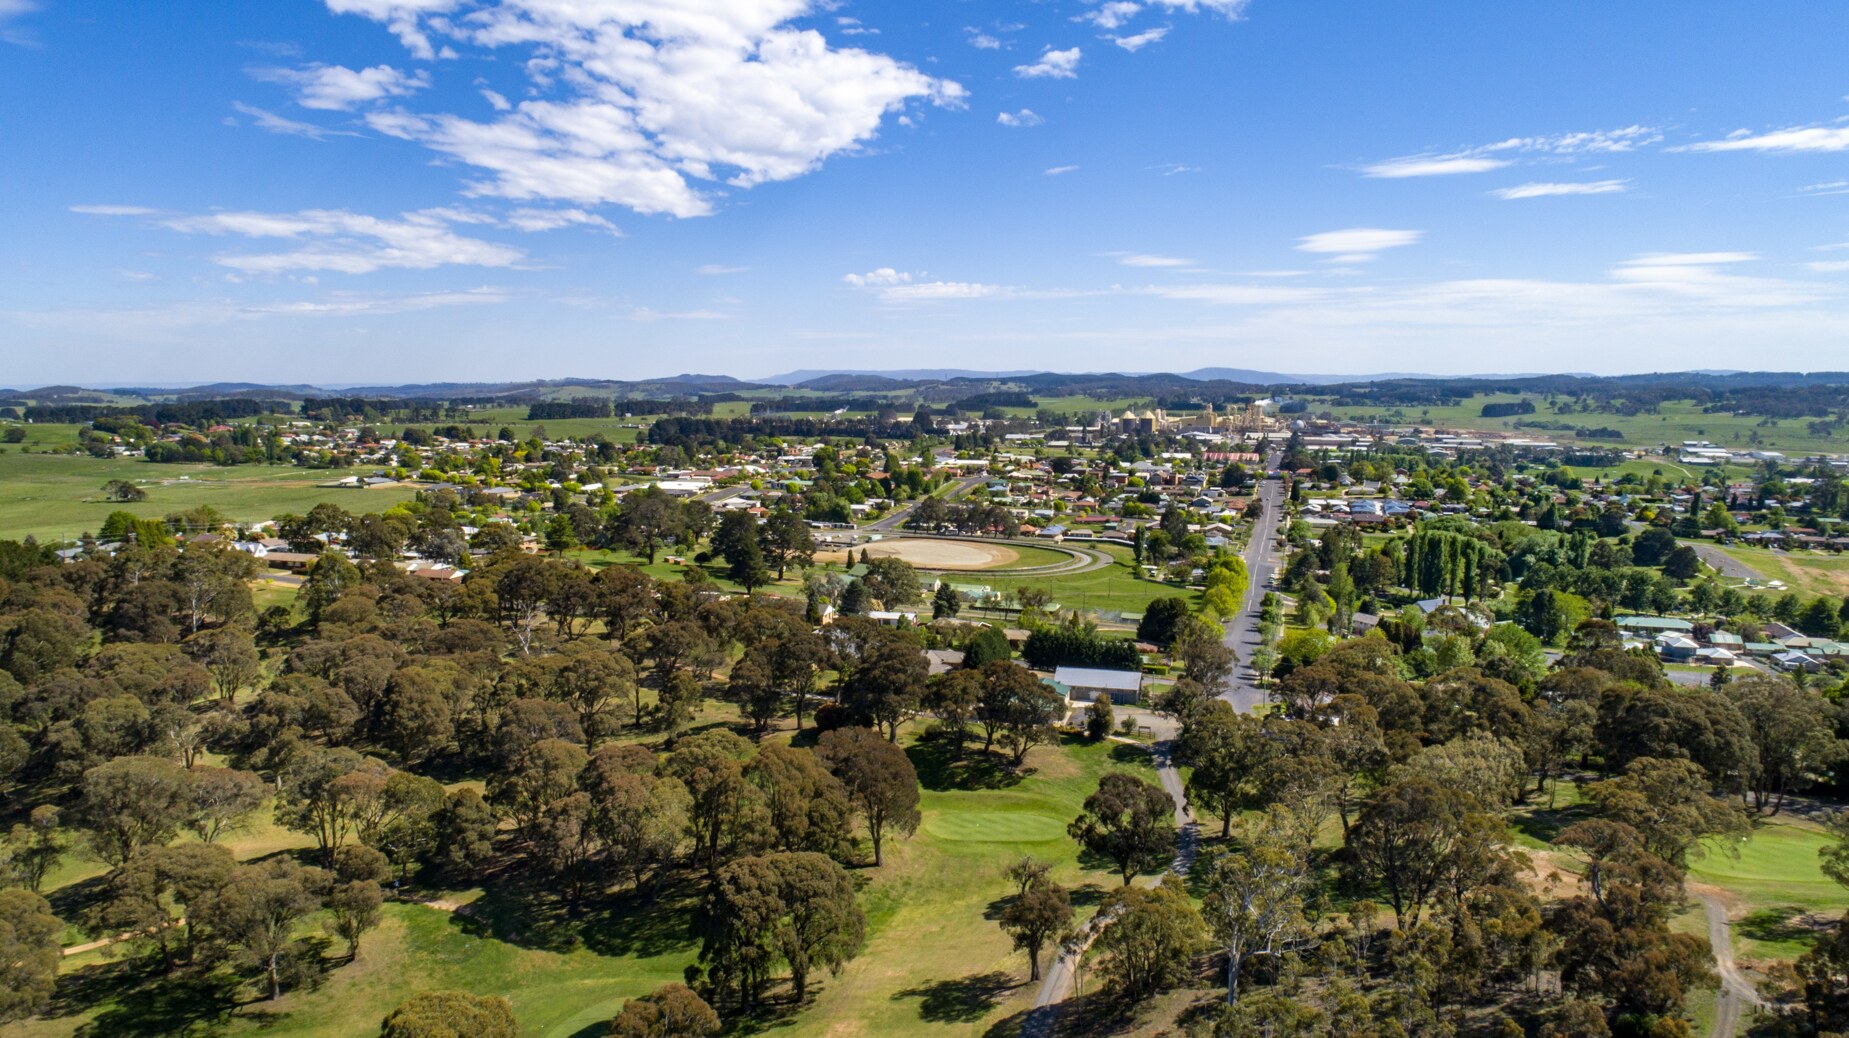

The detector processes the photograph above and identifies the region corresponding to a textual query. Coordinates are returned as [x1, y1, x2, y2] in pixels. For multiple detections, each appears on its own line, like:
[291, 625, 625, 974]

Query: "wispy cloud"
[1365, 156, 1510, 178]
[89, 207, 528, 275]
[1296, 228, 1422, 262]
[1113, 28, 1168, 51]
[1111, 252, 1194, 267]
[254, 63, 430, 110]
[1678, 125, 1849, 154]
[1014, 46, 1081, 79]
[997, 109, 1043, 128]
[70, 204, 160, 217]
[965, 28, 1002, 49]
[228, 101, 358, 141]
[697, 264, 748, 275]
[1044, 165, 1080, 176]
[1491, 179, 1628, 199]
[1365, 126, 1660, 178]
[0, 0, 40, 46]
[842, 267, 1006, 302]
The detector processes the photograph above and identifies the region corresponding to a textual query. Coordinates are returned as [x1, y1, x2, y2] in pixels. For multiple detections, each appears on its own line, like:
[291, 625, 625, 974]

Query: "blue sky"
[7, 1, 1849, 384]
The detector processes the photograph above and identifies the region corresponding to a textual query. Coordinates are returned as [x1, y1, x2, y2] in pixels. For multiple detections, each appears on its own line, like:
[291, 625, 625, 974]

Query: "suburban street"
[1221, 453, 1285, 714]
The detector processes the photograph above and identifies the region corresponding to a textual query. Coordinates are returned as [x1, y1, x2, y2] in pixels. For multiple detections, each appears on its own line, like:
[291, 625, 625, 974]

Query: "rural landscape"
[9, 2, 1849, 1037]
[0, 369, 1847, 1038]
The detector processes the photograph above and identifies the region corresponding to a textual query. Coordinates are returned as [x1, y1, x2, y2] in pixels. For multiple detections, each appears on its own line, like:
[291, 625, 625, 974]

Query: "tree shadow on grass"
[907, 739, 1023, 792]
[1043, 990, 1138, 1038]
[893, 970, 1021, 1023]
[47, 872, 112, 930]
[1739, 905, 1825, 945]
[1108, 743, 1156, 769]
[1507, 800, 1592, 847]
[578, 882, 703, 960]
[53, 960, 243, 1038]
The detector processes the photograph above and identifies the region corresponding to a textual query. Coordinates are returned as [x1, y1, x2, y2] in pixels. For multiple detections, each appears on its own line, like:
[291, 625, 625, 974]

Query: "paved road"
[1688, 541, 1761, 581]
[1697, 889, 1766, 1038]
[1021, 731, 1199, 1036]
[1221, 455, 1286, 715]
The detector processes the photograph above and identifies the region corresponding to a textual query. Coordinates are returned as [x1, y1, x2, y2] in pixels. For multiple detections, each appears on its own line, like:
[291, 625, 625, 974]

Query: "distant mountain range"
[1, 368, 1837, 405]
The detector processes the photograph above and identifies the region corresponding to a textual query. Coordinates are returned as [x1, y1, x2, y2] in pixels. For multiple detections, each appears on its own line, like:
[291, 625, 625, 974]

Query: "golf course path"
[1697, 889, 1765, 1038]
[1021, 737, 1198, 1038]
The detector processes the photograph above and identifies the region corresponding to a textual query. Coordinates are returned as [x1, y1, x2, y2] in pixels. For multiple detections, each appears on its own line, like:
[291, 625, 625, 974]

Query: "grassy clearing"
[0, 451, 419, 542]
[20, 733, 1158, 1038]
[1715, 545, 1849, 598]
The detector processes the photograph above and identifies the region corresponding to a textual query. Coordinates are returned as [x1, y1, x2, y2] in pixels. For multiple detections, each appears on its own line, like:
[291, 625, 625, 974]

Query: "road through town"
[1222, 456, 1285, 714]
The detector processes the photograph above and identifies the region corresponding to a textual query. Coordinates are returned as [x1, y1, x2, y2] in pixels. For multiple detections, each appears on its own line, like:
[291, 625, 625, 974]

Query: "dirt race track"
[820, 538, 1020, 570]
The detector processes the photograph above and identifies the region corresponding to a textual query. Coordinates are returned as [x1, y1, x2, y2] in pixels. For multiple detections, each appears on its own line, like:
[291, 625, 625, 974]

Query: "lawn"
[975, 545, 1195, 618]
[1688, 817, 1844, 964]
[0, 450, 419, 542]
[1715, 545, 1849, 598]
[19, 731, 1160, 1038]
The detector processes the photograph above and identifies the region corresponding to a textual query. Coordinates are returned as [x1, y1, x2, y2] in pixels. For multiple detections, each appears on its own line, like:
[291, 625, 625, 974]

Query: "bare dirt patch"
[819, 538, 1021, 570]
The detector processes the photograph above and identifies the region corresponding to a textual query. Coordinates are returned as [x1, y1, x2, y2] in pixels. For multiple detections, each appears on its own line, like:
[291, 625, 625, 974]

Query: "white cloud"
[1015, 47, 1081, 79]
[1491, 179, 1628, 199]
[1114, 253, 1193, 267]
[843, 267, 911, 287]
[1806, 261, 1849, 273]
[1149, 0, 1248, 16]
[1044, 165, 1079, 176]
[229, 101, 358, 140]
[323, 0, 457, 60]
[1296, 228, 1422, 261]
[842, 268, 1004, 302]
[1079, 2, 1141, 29]
[148, 208, 526, 275]
[1799, 180, 1849, 196]
[480, 88, 512, 112]
[880, 281, 1003, 301]
[1619, 251, 1757, 266]
[965, 29, 1002, 49]
[70, 204, 160, 217]
[1364, 155, 1511, 178]
[629, 307, 732, 321]
[330, 0, 965, 219]
[1, 0, 39, 46]
[1146, 283, 1325, 305]
[1365, 126, 1659, 178]
[504, 208, 619, 235]
[256, 63, 430, 110]
[997, 109, 1043, 128]
[1678, 125, 1849, 154]
[1112, 28, 1168, 51]
[697, 264, 748, 275]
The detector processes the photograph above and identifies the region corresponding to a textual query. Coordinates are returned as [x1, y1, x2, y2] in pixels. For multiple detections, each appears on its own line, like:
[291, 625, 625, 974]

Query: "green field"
[17, 732, 1160, 1038]
[977, 545, 1198, 616]
[1715, 545, 1849, 598]
[1316, 394, 1849, 455]
[0, 450, 421, 542]
[1689, 818, 1844, 964]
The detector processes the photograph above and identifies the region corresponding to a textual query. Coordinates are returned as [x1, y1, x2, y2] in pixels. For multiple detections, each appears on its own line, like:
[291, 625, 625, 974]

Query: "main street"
[1221, 453, 1286, 714]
